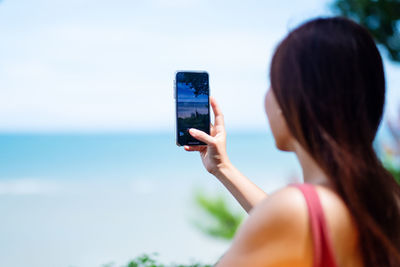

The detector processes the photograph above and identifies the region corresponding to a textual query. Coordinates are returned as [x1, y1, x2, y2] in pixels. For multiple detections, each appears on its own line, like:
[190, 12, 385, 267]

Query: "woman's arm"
[213, 162, 267, 213]
[185, 97, 267, 213]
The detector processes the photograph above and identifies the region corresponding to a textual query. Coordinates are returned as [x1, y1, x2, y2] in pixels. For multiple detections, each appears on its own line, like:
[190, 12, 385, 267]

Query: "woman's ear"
[265, 89, 294, 151]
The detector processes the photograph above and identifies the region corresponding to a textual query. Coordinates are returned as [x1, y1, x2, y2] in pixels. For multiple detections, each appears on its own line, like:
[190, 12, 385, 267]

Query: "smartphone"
[174, 71, 210, 146]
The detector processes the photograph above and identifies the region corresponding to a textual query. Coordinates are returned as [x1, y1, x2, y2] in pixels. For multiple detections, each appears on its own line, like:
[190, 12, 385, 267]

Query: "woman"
[184, 17, 400, 266]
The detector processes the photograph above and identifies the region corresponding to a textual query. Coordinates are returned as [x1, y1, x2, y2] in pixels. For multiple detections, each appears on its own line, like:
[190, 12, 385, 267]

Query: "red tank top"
[291, 183, 337, 267]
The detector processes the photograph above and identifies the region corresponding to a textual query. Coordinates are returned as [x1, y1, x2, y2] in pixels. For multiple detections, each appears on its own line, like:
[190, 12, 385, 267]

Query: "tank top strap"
[291, 183, 337, 267]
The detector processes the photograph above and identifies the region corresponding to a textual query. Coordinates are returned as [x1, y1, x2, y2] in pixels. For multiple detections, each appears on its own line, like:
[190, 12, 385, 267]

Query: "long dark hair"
[270, 17, 400, 266]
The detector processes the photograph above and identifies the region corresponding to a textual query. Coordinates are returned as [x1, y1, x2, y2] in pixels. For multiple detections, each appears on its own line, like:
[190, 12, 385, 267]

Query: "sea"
[0, 129, 389, 267]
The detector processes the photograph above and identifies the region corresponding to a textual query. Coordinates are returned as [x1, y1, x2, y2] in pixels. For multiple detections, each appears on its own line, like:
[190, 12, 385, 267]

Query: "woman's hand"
[185, 97, 268, 212]
[184, 97, 231, 176]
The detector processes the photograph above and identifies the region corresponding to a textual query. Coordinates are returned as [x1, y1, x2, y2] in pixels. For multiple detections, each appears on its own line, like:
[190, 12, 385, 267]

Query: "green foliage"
[386, 163, 400, 184]
[381, 152, 400, 185]
[378, 115, 400, 185]
[332, 0, 400, 62]
[178, 73, 209, 97]
[103, 253, 212, 267]
[125, 253, 160, 267]
[191, 189, 245, 240]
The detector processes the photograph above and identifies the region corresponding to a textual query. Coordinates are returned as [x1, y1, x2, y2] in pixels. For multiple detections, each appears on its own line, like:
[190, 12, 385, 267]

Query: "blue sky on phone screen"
[177, 81, 208, 102]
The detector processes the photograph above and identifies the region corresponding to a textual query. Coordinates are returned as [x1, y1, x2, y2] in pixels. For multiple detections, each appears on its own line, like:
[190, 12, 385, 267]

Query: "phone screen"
[175, 71, 210, 146]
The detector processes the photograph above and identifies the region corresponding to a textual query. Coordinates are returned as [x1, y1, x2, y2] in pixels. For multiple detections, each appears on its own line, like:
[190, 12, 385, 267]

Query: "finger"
[189, 128, 215, 145]
[210, 123, 216, 137]
[184, 145, 207, 152]
[210, 96, 225, 128]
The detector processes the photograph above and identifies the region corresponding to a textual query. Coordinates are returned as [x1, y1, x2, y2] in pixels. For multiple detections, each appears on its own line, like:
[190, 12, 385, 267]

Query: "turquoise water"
[0, 126, 391, 186]
[0, 132, 301, 182]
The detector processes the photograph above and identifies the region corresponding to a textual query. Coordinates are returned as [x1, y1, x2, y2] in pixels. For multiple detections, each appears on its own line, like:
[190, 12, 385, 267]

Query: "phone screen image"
[175, 71, 210, 146]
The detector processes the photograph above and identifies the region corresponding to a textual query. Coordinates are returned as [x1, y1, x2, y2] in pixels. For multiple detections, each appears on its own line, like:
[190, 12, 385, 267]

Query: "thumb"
[189, 128, 214, 145]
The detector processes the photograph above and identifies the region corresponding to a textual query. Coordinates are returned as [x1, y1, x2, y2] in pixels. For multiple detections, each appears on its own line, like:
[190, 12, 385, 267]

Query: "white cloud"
[0, 179, 59, 195]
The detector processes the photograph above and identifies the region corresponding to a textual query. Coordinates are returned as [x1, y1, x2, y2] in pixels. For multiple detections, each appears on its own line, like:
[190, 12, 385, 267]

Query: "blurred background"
[0, 0, 399, 266]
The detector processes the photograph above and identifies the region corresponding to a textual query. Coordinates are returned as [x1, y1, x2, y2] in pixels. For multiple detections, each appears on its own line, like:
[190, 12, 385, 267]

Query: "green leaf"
[191, 189, 245, 240]
[331, 0, 400, 62]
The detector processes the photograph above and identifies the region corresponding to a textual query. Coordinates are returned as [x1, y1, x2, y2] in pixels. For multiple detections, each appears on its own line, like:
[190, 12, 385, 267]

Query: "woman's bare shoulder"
[215, 186, 313, 267]
[314, 185, 362, 267]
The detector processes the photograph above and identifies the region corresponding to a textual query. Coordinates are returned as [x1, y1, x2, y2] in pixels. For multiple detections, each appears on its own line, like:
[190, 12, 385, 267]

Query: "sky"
[0, 0, 399, 133]
[177, 82, 208, 102]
